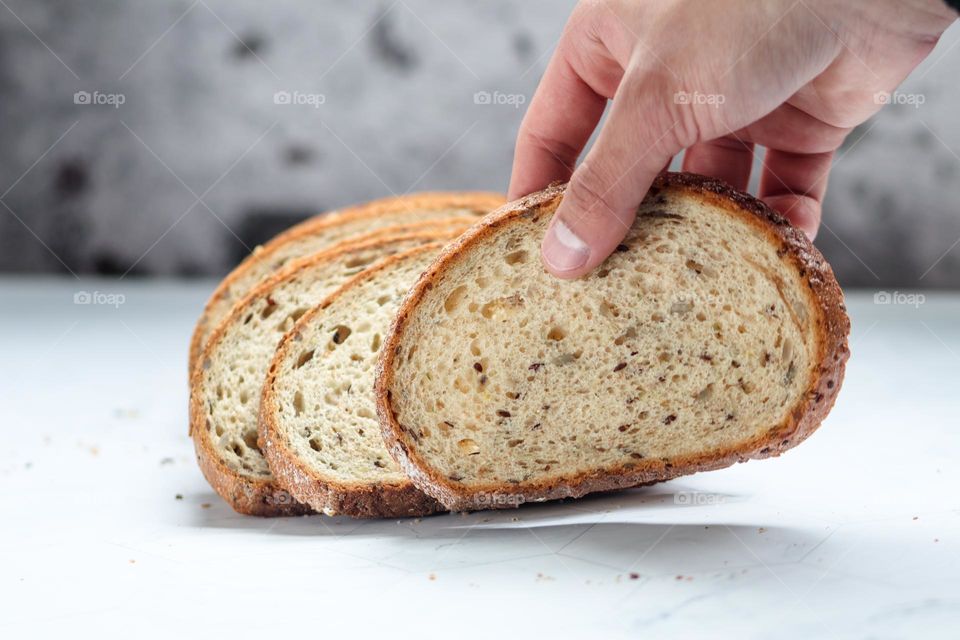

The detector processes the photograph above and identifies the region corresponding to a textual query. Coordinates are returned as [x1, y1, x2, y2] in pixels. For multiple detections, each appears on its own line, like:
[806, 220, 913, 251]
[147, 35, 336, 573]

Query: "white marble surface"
[1, 278, 958, 639]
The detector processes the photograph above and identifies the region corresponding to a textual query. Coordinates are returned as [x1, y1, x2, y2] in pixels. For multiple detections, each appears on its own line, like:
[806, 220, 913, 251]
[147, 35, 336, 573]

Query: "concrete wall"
[1, 0, 958, 288]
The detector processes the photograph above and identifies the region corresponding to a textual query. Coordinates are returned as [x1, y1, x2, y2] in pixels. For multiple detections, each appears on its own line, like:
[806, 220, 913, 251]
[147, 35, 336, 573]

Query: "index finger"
[508, 47, 610, 200]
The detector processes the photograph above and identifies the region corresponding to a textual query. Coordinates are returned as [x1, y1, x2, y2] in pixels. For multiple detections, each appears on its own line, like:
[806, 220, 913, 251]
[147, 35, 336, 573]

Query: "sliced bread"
[188, 192, 504, 372]
[191, 228, 462, 516]
[259, 246, 445, 518]
[376, 172, 850, 511]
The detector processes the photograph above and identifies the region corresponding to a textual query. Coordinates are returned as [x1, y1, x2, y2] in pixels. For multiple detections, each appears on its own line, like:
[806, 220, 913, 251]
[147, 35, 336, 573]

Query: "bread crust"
[187, 192, 505, 374]
[259, 246, 449, 518]
[191, 231, 461, 516]
[376, 172, 851, 512]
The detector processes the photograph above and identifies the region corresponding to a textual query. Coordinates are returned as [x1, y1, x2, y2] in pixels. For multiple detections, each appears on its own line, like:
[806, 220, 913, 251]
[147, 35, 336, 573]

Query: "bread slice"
[188, 192, 504, 373]
[259, 245, 446, 518]
[376, 172, 850, 512]
[191, 228, 462, 516]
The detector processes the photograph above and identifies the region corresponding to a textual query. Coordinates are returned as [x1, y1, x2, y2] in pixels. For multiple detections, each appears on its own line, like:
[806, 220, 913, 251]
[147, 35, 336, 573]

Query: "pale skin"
[508, 0, 957, 279]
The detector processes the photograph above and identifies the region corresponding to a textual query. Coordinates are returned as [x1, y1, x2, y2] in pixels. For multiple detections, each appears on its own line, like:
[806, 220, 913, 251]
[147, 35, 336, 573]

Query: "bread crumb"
[629, 572, 640, 580]
[201, 503, 212, 509]
[128, 559, 136, 564]
[175, 494, 183, 500]
[428, 573, 436, 581]
[536, 573, 554, 582]
[160, 457, 175, 465]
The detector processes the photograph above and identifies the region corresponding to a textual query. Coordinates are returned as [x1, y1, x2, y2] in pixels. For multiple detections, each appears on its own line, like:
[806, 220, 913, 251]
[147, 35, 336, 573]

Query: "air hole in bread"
[457, 438, 480, 455]
[288, 307, 308, 324]
[293, 390, 305, 416]
[344, 255, 377, 269]
[685, 259, 705, 275]
[444, 286, 468, 313]
[308, 437, 323, 452]
[376, 295, 390, 306]
[504, 250, 528, 266]
[546, 327, 566, 341]
[328, 325, 352, 348]
[295, 349, 315, 369]
[370, 333, 382, 352]
[242, 429, 260, 453]
[261, 302, 278, 320]
[695, 383, 715, 401]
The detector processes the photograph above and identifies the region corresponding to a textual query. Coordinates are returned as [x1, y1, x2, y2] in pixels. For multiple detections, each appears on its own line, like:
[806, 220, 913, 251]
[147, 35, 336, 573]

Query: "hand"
[509, 0, 956, 278]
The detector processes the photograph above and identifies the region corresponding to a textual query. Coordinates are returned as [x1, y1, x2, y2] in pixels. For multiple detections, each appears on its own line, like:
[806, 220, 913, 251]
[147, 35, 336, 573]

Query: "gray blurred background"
[1, 0, 959, 288]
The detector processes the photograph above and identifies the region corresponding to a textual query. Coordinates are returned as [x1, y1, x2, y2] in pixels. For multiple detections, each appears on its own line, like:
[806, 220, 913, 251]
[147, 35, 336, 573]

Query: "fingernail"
[542, 219, 590, 273]
[801, 222, 818, 242]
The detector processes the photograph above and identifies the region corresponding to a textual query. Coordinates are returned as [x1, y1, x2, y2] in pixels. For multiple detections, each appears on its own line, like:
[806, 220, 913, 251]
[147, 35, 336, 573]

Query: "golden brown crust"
[259, 246, 448, 518]
[191, 232, 461, 517]
[187, 192, 505, 374]
[375, 172, 851, 512]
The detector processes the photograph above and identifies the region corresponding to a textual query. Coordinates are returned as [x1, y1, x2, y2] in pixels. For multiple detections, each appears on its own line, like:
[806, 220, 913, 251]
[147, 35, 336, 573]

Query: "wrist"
[911, 0, 958, 27]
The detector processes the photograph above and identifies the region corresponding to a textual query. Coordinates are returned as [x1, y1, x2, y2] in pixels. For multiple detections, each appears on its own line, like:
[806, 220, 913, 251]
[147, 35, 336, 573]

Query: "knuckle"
[517, 127, 580, 171]
[565, 162, 622, 224]
[618, 70, 701, 152]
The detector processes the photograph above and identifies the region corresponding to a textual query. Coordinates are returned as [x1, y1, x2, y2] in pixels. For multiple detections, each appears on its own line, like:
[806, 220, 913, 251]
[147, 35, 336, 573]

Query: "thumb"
[541, 88, 685, 279]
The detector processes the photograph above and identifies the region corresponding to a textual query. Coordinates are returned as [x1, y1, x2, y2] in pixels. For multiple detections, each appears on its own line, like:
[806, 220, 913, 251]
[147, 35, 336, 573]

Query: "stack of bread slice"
[189, 175, 850, 517]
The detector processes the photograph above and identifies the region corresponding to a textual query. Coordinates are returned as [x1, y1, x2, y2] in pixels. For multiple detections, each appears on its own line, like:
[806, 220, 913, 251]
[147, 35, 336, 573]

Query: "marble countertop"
[2, 278, 958, 639]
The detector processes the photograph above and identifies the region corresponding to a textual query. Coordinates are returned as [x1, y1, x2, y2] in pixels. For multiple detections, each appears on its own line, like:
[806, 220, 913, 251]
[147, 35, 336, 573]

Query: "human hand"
[509, 0, 956, 278]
